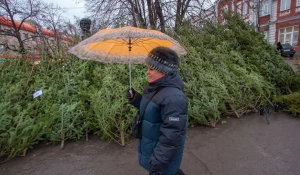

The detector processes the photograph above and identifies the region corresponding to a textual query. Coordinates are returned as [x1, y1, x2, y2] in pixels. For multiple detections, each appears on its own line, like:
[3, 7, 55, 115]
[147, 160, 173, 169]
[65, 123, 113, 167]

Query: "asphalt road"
[283, 57, 299, 72]
[1, 111, 300, 175]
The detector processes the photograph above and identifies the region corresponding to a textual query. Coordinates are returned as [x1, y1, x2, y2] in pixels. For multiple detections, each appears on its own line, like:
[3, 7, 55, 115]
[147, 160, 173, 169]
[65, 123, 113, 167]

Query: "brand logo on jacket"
[169, 117, 180, 121]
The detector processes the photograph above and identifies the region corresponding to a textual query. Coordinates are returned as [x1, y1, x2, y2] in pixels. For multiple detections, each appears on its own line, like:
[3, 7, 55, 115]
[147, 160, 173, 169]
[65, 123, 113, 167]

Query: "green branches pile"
[176, 13, 300, 127]
[0, 57, 143, 161]
[273, 92, 300, 117]
[89, 64, 145, 145]
[1, 13, 300, 161]
[0, 60, 47, 161]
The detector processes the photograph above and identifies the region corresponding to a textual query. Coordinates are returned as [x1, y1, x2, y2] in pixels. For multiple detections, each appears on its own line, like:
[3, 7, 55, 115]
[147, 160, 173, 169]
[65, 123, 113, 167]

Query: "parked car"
[280, 43, 296, 57]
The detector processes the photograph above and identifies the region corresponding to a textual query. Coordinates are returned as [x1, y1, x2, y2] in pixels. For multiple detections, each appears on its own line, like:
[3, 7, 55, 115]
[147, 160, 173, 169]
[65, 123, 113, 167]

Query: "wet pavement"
[1, 111, 300, 175]
[282, 53, 299, 72]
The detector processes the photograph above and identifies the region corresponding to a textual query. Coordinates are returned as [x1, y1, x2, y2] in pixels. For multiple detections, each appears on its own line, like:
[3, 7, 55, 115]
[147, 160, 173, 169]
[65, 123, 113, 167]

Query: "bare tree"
[154, 0, 165, 31]
[81, 0, 220, 32]
[146, 0, 156, 29]
[82, 1, 131, 28]
[174, 0, 192, 32]
[0, 0, 42, 54]
[36, 3, 67, 56]
[63, 19, 81, 45]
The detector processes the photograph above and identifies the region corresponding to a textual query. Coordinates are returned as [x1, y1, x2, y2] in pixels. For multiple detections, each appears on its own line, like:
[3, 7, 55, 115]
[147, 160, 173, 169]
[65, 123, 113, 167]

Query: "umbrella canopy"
[69, 26, 187, 90]
[69, 26, 187, 64]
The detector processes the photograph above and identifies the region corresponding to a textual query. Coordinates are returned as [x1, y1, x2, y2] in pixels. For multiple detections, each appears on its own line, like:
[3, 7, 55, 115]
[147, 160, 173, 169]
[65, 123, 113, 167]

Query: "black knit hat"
[145, 46, 179, 74]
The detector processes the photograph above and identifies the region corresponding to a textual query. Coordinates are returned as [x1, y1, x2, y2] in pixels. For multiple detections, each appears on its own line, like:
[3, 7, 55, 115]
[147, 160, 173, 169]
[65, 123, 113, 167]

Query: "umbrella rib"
[105, 45, 118, 59]
[82, 44, 98, 56]
[131, 38, 170, 47]
[141, 44, 152, 54]
[120, 38, 129, 44]
[82, 41, 109, 55]
[132, 38, 152, 45]
[134, 38, 168, 48]
[82, 40, 125, 56]
[102, 40, 130, 59]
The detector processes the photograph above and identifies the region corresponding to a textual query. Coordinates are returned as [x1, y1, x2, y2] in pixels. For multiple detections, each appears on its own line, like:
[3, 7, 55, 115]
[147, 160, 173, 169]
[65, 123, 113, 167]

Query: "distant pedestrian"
[277, 42, 283, 51]
[126, 46, 188, 175]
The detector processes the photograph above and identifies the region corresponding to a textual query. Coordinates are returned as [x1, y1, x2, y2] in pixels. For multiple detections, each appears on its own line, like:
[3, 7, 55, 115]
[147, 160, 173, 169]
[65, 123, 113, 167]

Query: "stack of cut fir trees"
[1, 13, 299, 162]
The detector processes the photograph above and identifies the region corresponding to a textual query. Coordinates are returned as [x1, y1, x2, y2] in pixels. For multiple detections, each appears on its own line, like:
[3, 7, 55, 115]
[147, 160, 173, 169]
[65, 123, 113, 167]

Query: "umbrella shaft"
[128, 38, 132, 89]
[129, 62, 132, 90]
[129, 37, 132, 51]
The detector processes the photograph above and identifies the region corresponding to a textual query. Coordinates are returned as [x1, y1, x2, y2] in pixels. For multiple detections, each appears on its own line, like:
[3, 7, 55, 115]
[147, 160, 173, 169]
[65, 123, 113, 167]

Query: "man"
[277, 42, 283, 51]
[126, 46, 188, 175]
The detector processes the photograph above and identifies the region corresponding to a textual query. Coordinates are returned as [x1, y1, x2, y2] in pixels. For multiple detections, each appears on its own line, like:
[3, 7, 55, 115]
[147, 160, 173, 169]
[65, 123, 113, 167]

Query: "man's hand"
[149, 162, 162, 175]
[126, 88, 136, 100]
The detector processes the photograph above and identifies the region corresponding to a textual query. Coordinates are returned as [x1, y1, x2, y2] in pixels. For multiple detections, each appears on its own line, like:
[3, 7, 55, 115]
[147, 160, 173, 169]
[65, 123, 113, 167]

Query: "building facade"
[206, 0, 300, 51]
[0, 16, 72, 57]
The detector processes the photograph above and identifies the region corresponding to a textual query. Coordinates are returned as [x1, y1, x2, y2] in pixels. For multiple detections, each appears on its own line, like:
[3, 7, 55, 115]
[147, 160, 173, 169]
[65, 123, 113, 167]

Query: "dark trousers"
[149, 169, 185, 175]
[175, 169, 185, 175]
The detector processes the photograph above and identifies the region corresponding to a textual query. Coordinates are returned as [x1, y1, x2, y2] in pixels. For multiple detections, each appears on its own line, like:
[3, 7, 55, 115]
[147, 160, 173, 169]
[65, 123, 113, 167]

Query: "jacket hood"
[144, 71, 184, 93]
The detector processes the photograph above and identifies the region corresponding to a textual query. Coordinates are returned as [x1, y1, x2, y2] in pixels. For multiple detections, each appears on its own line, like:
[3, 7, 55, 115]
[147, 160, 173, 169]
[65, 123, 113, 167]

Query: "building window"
[243, 2, 248, 15]
[22, 33, 28, 40]
[30, 35, 34, 41]
[297, 0, 300, 6]
[260, 0, 270, 16]
[280, 0, 291, 11]
[223, 5, 228, 13]
[8, 45, 17, 51]
[264, 31, 269, 42]
[279, 26, 299, 46]
[0, 44, 5, 52]
[221, 5, 228, 22]
[237, 3, 242, 14]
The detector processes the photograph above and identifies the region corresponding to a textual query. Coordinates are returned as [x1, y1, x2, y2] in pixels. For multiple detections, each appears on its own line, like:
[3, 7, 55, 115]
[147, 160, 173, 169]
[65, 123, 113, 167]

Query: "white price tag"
[33, 89, 42, 99]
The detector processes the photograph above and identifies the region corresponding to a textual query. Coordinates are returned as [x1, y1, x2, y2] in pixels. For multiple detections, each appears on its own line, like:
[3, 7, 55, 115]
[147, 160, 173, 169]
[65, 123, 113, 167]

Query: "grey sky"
[43, 0, 218, 23]
[45, 0, 86, 22]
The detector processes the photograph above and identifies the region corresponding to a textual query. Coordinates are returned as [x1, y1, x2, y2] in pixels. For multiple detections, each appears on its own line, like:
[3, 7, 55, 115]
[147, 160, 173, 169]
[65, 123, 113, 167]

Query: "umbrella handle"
[129, 89, 134, 98]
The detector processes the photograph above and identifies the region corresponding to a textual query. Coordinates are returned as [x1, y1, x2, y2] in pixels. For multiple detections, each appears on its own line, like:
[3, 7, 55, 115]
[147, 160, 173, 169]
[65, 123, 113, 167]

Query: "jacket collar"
[144, 71, 184, 94]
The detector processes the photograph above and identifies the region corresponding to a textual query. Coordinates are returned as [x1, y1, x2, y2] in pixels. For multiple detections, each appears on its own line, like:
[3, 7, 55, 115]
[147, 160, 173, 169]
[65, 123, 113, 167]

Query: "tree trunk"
[175, 0, 191, 32]
[16, 33, 25, 53]
[154, 0, 165, 32]
[147, 0, 156, 29]
[15, 31, 27, 59]
[128, 0, 138, 27]
[175, 0, 182, 32]
[134, 0, 146, 28]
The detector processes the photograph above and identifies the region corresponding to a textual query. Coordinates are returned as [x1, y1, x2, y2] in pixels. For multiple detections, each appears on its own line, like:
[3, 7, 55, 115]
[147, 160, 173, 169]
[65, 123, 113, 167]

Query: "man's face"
[146, 66, 165, 83]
